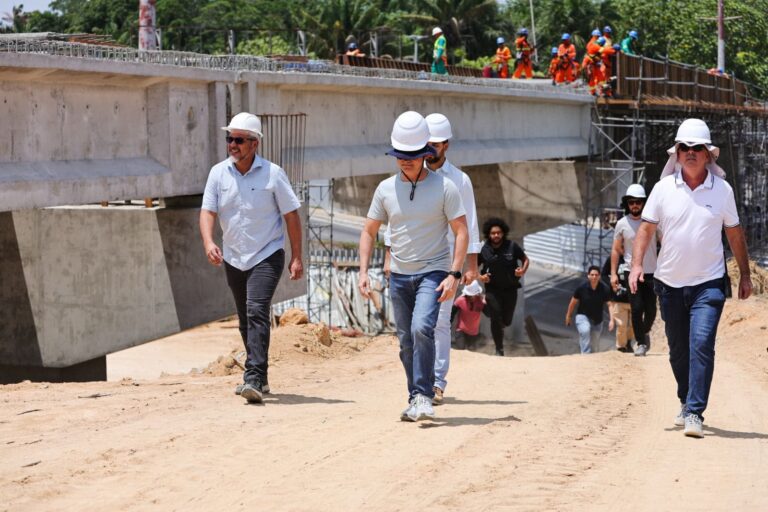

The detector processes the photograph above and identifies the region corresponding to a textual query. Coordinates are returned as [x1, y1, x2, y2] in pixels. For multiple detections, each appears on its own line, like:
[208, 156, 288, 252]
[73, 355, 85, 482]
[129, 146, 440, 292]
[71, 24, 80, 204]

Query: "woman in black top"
[478, 217, 529, 356]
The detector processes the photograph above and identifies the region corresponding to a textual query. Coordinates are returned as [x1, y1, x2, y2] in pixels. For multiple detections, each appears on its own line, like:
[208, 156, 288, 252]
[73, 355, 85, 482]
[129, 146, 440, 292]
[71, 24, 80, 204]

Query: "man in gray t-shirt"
[611, 184, 657, 356]
[359, 111, 468, 423]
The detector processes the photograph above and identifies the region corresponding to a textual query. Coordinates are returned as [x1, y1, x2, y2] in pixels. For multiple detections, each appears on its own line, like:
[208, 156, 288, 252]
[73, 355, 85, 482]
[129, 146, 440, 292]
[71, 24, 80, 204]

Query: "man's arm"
[283, 209, 303, 280]
[725, 225, 753, 300]
[609, 236, 623, 290]
[628, 221, 657, 293]
[436, 215, 468, 303]
[358, 218, 383, 299]
[199, 209, 223, 266]
[515, 252, 530, 277]
[565, 297, 579, 326]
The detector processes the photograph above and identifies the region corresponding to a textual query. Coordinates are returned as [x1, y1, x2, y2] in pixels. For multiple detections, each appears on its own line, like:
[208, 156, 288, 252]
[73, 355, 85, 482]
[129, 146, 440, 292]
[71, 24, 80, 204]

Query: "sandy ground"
[2, 295, 767, 511]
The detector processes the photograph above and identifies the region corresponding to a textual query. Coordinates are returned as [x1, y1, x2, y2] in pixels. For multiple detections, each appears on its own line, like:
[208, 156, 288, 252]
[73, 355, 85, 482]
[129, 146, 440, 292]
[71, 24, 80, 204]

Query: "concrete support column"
[208, 82, 228, 168]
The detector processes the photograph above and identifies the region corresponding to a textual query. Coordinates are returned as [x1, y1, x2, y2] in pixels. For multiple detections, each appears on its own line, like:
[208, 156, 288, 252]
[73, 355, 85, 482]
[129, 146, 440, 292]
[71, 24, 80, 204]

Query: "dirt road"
[2, 297, 767, 511]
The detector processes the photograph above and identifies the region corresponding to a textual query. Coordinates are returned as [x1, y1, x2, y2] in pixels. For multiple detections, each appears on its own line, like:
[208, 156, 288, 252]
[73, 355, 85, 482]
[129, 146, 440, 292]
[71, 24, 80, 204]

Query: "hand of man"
[738, 275, 753, 300]
[608, 318, 615, 332]
[514, 267, 525, 277]
[463, 268, 478, 285]
[565, 316, 571, 327]
[610, 273, 619, 291]
[628, 265, 644, 294]
[288, 256, 303, 280]
[436, 275, 458, 303]
[383, 259, 390, 279]
[205, 243, 223, 266]
[478, 273, 491, 284]
[358, 273, 371, 299]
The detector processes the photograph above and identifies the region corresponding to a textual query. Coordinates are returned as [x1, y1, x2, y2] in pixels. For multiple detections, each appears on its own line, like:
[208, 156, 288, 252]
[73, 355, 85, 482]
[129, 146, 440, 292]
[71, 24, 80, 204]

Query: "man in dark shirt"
[566, 265, 612, 354]
[478, 217, 529, 356]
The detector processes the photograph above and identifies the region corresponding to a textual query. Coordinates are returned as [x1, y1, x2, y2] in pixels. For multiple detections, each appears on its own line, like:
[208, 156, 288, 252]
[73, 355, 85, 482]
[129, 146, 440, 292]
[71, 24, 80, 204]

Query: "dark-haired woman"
[478, 217, 529, 356]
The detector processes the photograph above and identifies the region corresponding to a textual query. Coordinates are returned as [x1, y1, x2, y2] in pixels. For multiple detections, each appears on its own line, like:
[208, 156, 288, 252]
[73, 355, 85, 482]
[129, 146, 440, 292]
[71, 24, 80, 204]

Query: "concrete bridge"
[0, 44, 592, 381]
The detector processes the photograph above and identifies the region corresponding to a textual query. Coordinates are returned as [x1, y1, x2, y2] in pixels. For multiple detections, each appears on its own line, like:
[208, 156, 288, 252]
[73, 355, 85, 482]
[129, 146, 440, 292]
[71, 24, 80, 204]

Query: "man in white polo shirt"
[629, 118, 752, 438]
[200, 112, 303, 404]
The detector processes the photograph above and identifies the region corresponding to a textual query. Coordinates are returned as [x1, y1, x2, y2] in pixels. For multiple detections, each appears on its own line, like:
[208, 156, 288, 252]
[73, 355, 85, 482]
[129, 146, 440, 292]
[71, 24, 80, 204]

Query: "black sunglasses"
[678, 143, 706, 152]
[627, 199, 645, 205]
[226, 136, 254, 145]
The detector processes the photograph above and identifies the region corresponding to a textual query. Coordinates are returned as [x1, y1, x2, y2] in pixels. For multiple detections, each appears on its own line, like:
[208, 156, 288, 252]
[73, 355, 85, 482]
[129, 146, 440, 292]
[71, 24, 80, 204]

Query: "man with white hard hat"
[359, 111, 468, 422]
[431, 27, 448, 75]
[629, 118, 752, 438]
[610, 183, 658, 356]
[423, 113, 481, 404]
[200, 112, 303, 404]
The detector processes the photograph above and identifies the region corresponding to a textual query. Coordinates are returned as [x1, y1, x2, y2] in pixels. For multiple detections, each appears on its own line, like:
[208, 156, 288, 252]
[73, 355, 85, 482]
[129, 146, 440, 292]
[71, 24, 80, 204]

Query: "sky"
[1, 1, 54, 15]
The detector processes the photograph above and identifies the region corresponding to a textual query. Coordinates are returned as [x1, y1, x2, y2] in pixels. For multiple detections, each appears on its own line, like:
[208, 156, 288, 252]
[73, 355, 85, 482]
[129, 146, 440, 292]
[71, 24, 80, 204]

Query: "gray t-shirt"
[614, 215, 658, 274]
[367, 172, 465, 275]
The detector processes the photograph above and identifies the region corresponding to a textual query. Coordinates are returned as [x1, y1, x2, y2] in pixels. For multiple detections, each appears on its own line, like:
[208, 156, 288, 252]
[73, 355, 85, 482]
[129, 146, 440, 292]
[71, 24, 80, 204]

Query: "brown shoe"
[432, 386, 444, 405]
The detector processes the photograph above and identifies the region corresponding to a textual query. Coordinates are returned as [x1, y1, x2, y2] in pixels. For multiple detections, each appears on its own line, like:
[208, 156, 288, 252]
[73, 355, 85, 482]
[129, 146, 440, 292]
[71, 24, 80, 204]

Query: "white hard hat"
[462, 280, 483, 296]
[432, 27, 443, 36]
[222, 112, 263, 138]
[425, 113, 453, 143]
[623, 183, 646, 199]
[390, 111, 431, 151]
[660, 118, 724, 179]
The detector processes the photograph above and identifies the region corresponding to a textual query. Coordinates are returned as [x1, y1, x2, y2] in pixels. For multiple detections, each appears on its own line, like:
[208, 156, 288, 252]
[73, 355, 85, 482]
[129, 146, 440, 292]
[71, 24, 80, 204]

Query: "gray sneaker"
[236, 379, 269, 395]
[240, 383, 263, 404]
[684, 414, 704, 438]
[634, 343, 648, 357]
[400, 399, 417, 422]
[413, 394, 436, 421]
[674, 404, 686, 427]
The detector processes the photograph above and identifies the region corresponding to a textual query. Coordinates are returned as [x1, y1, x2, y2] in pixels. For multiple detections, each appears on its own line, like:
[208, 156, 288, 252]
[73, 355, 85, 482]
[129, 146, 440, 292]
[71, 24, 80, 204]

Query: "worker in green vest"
[431, 27, 448, 75]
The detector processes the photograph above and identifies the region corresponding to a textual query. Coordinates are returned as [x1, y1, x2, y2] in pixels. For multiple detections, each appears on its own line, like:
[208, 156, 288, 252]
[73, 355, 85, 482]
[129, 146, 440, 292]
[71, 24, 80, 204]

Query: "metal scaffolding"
[585, 102, 768, 269]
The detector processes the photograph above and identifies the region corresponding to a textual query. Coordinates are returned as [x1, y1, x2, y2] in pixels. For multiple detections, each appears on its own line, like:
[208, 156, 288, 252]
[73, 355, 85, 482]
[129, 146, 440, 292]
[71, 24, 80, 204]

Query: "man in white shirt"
[200, 113, 303, 404]
[611, 183, 658, 356]
[423, 113, 481, 404]
[629, 118, 752, 438]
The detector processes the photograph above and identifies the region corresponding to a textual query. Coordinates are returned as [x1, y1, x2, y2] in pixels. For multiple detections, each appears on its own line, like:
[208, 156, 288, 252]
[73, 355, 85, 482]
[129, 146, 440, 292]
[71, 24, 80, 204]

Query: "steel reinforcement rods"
[0, 38, 587, 95]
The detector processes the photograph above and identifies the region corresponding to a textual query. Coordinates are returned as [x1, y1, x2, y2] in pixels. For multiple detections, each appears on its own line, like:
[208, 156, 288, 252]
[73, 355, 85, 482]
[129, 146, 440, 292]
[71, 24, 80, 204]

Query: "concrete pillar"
[208, 82, 228, 169]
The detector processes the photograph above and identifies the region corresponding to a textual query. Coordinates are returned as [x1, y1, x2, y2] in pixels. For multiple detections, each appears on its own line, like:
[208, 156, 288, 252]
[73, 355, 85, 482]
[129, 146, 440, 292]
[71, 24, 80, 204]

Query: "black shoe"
[495, 348, 504, 357]
[241, 382, 263, 403]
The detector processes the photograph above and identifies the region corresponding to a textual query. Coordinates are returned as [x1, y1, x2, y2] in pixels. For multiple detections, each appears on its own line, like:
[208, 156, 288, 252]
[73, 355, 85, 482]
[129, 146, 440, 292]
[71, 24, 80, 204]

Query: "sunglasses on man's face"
[627, 199, 644, 206]
[678, 143, 706, 152]
[226, 136, 254, 145]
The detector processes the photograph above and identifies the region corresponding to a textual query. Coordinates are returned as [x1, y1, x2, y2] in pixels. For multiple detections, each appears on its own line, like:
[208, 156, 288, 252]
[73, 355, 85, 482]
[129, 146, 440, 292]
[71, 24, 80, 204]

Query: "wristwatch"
[448, 270, 462, 279]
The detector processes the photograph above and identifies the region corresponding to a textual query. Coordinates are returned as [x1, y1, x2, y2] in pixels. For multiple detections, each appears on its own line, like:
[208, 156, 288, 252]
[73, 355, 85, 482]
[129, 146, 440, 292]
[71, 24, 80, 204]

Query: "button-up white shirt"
[202, 155, 301, 271]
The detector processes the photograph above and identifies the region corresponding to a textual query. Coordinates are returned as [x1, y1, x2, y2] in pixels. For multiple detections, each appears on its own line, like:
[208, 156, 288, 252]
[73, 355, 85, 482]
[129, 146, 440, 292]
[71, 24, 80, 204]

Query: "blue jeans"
[574, 314, 602, 354]
[654, 277, 726, 421]
[389, 270, 446, 401]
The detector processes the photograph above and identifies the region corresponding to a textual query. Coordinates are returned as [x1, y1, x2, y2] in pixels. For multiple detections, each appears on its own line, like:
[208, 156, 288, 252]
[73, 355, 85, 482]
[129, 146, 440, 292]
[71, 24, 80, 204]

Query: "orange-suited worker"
[513, 28, 533, 79]
[584, 35, 607, 96]
[555, 33, 577, 84]
[601, 25, 616, 93]
[494, 37, 512, 78]
[548, 47, 559, 84]
[345, 42, 365, 57]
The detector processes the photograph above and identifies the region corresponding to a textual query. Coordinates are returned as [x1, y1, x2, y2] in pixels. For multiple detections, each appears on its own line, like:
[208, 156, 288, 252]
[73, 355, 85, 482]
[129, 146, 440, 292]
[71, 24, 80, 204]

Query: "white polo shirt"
[202, 155, 301, 271]
[642, 170, 739, 287]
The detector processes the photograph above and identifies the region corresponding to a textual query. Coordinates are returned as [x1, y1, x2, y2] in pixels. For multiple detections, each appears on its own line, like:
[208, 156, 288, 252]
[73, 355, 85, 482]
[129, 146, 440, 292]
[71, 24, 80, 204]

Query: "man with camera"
[611, 184, 658, 357]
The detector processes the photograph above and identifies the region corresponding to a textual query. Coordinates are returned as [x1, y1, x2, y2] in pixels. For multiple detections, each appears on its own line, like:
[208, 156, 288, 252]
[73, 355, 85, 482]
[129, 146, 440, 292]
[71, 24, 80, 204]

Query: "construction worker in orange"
[601, 41, 618, 97]
[548, 47, 559, 84]
[584, 35, 607, 96]
[512, 28, 533, 79]
[601, 25, 613, 47]
[494, 37, 512, 78]
[345, 42, 365, 57]
[555, 33, 577, 84]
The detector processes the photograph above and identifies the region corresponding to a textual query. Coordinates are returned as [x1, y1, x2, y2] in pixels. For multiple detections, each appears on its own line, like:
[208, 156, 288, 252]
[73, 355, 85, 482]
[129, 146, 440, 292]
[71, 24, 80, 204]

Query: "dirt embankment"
[1, 286, 767, 511]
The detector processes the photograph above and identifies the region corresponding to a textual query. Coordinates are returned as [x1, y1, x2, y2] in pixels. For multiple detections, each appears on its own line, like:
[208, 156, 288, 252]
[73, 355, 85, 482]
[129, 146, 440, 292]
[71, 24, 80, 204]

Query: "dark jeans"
[224, 249, 284, 386]
[627, 272, 657, 344]
[654, 277, 726, 421]
[484, 287, 518, 351]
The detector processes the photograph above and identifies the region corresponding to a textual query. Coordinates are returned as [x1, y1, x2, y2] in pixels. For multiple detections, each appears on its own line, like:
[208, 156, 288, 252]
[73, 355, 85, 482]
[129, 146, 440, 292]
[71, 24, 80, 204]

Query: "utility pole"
[529, 0, 538, 63]
[717, 0, 725, 71]
[407, 35, 428, 63]
[138, 0, 158, 51]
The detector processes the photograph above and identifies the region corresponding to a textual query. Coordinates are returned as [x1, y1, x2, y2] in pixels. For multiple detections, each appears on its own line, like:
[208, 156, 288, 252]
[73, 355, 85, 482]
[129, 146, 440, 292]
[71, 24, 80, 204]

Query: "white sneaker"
[634, 343, 648, 357]
[414, 394, 436, 421]
[684, 414, 704, 438]
[400, 399, 417, 422]
[674, 404, 686, 427]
